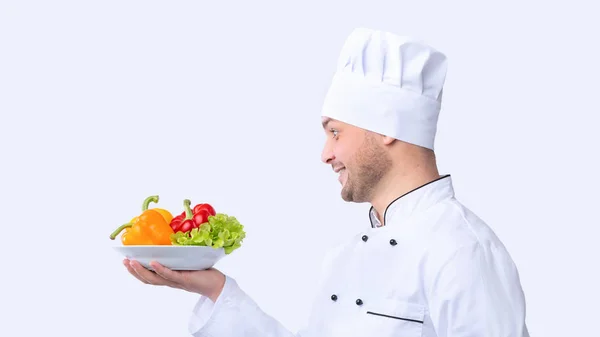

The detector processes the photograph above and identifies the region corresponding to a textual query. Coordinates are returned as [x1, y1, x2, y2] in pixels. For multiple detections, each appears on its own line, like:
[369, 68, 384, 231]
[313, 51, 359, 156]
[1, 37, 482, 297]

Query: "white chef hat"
[321, 28, 448, 150]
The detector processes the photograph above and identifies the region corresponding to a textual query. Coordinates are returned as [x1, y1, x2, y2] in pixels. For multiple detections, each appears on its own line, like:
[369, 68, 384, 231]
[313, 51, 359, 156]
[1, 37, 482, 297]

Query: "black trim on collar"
[369, 174, 452, 228]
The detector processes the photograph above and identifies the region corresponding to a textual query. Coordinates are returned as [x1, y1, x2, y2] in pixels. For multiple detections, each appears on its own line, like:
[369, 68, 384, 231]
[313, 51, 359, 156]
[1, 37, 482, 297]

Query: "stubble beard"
[341, 134, 392, 203]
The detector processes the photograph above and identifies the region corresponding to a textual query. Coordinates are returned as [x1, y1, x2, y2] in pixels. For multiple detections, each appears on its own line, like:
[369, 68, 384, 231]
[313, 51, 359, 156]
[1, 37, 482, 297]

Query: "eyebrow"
[321, 117, 332, 130]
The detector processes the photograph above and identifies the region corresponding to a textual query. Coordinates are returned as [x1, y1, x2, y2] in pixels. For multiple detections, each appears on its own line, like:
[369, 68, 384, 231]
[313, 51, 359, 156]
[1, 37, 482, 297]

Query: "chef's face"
[321, 117, 392, 203]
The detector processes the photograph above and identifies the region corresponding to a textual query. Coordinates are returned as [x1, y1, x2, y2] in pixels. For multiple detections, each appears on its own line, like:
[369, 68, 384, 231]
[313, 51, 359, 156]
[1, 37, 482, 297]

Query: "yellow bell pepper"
[109, 195, 174, 245]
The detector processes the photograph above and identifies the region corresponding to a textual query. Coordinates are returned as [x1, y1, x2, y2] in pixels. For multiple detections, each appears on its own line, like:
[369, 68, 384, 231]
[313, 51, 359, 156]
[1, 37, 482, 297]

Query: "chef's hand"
[123, 259, 225, 302]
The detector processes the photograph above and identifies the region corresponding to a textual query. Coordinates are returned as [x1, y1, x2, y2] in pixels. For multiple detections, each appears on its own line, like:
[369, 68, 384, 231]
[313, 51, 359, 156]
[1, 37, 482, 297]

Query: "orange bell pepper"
[109, 195, 174, 245]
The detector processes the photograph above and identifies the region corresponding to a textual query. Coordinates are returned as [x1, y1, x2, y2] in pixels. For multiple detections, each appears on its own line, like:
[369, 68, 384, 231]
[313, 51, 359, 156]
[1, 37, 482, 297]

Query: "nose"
[321, 142, 334, 164]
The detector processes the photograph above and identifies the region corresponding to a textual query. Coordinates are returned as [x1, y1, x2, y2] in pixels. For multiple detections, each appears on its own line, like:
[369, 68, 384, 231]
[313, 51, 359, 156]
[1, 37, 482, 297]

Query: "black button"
[390, 239, 397, 246]
[362, 235, 368, 242]
[356, 299, 363, 305]
[331, 294, 337, 301]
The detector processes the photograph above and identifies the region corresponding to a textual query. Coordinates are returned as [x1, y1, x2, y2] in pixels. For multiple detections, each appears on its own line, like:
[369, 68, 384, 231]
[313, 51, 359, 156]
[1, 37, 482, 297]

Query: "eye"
[330, 128, 339, 138]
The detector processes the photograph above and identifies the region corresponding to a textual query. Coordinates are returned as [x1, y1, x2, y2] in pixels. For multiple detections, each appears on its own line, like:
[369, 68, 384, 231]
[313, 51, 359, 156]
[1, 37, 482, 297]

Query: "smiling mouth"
[336, 168, 346, 183]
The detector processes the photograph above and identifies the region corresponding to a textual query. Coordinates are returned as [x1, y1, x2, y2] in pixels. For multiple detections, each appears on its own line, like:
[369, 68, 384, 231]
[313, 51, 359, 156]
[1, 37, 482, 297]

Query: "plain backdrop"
[1, 0, 598, 336]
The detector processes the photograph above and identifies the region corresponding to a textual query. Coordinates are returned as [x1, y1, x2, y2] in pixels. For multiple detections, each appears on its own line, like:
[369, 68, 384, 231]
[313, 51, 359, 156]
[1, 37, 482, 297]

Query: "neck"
[370, 166, 441, 226]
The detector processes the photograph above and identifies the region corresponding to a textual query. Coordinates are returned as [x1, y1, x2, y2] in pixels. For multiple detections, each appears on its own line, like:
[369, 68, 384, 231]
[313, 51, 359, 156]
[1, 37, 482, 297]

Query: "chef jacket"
[188, 175, 530, 337]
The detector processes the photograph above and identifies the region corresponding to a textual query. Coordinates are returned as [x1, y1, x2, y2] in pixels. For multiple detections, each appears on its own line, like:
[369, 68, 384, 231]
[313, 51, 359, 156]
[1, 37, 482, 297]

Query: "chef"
[124, 27, 530, 337]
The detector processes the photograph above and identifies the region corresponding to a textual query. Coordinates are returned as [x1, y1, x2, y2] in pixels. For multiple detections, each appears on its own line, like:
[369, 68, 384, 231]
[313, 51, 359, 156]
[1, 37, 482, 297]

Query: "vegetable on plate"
[169, 199, 216, 233]
[170, 212, 246, 254]
[109, 195, 246, 254]
[109, 195, 174, 245]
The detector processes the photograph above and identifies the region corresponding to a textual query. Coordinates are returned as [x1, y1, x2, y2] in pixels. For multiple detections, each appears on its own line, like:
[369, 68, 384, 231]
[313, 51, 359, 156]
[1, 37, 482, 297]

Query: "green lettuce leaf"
[169, 213, 246, 254]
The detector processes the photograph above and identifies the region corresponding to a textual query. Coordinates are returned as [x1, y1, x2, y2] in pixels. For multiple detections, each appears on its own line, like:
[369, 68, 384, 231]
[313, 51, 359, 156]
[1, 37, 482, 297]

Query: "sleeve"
[188, 275, 303, 337]
[426, 242, 530, 337]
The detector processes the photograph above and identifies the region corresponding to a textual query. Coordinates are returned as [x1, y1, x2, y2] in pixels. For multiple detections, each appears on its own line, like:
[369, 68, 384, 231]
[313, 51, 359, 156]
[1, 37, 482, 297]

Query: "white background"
[1, 1, 598, 336]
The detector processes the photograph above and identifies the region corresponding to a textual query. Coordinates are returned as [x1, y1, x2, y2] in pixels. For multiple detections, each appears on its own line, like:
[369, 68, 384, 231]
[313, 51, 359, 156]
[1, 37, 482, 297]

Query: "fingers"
[150, 261, 187, 285]
[123, 259, 181, 288]
[123, 259, 149, 284]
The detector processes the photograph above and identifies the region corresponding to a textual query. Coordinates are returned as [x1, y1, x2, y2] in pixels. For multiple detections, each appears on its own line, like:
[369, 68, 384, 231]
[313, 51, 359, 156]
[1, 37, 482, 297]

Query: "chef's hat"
[321, 28, 448, 150]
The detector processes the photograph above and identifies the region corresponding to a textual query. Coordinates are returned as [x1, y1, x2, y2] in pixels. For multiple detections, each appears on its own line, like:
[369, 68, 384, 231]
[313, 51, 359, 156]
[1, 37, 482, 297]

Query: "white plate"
[113, 245, 226, 271]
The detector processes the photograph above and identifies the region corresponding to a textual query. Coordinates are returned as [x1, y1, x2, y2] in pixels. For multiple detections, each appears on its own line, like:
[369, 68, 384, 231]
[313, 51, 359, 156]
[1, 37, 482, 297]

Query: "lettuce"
[169, 213, 246, 254]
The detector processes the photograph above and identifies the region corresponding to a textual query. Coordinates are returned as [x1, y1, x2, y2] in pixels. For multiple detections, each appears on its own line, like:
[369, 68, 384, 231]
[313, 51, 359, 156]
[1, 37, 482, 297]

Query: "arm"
[124, 259, 305, 337]
[188, 276, 302, 337]
[426, 242, 529, 337]
[188, 245, 341, 337]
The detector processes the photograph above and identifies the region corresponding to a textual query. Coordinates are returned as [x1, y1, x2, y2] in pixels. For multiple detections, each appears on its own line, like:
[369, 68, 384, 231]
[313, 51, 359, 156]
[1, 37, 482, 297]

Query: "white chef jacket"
[188, 175, 530, 337]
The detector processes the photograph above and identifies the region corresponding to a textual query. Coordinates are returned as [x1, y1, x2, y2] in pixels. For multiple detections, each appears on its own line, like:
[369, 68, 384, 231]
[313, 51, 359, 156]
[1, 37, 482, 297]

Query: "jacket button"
[362, 235, 368, 242]
[390, 239, 397, 246]
[331, 294, 337, 301]
[355, 299, 363, 305]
